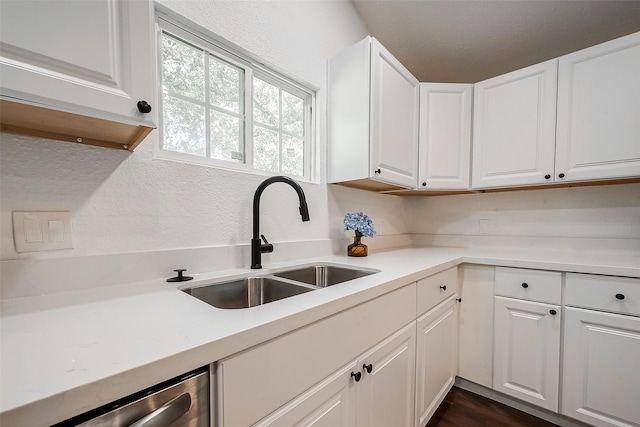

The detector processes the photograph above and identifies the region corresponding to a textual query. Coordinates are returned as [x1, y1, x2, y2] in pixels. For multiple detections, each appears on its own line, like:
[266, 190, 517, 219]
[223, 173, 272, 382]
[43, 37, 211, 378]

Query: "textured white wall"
[1, 1, 415, 261]
[3, 0, 636, 264]
[408, 183, 640, 241]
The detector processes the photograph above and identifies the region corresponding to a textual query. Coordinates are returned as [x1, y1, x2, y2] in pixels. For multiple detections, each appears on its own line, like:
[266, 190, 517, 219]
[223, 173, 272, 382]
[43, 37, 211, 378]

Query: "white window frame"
[154, 11, 316, 183]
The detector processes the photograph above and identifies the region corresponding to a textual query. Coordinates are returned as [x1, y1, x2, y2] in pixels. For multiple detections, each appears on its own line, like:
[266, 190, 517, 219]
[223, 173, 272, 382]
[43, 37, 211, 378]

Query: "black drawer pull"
[616, 293, 625, 300]
[363, 364, 373, 374]
[521, 283, 529, 289]
[549, 309, 557, 315]
[440, 285, 447, 291]
[351, 371, 361, 382]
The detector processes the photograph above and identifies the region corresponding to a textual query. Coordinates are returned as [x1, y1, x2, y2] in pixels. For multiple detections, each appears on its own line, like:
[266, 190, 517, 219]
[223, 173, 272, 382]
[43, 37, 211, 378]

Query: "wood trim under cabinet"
[381, 177, 640, 196]
[0, 99, 153, 151]
[332, 179, 407, 192]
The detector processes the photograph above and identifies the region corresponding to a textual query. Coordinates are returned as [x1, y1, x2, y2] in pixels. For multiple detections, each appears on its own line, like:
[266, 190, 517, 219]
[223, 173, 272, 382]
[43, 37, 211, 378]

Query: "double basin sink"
[182, 264, 379, 309]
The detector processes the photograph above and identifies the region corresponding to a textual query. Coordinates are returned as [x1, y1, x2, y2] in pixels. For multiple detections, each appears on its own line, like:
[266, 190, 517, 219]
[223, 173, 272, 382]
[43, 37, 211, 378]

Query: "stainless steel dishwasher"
[52, 366, 210, 427]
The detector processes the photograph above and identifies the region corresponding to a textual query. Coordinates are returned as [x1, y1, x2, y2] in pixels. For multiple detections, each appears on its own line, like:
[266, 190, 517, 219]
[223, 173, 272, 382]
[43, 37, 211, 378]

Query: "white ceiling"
[351, 0, 640, 83]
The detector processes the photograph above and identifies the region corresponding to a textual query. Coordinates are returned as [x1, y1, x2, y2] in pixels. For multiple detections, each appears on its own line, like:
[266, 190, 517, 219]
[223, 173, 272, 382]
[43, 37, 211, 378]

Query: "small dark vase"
[347, 231, 368, 257]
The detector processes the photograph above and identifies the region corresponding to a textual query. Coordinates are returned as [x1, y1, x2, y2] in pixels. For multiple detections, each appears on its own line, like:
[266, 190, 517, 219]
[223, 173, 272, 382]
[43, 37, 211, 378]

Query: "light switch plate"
[13, 211, 73, 253]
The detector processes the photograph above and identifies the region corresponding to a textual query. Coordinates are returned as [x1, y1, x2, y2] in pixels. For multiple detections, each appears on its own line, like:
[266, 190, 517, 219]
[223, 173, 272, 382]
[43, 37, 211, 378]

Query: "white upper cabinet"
[556, 31, 640, 182]
[472, 59, 558, 189]
[472, 31, 640, 190]
[418, 83, 472, 190]
[329, 37, 419, 190]
[0, 0, 155, 149]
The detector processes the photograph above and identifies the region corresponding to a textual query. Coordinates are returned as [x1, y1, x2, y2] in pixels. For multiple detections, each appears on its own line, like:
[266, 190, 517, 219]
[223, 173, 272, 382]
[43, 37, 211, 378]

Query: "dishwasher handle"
[129, 392, 192, 427]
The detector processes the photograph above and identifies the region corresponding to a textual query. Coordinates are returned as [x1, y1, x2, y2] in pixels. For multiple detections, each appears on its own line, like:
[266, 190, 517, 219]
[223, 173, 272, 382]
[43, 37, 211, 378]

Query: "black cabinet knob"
[439, 285, 447, 291]
[351, 371, 362, 382]
[422, 182, 427, 187]
[549, 309, 557, 315]
[374, 168, 381, 174]
[363, 364, 373, 374]
[137, 100, 152, 113]
[521, 283, 529, 288]
[544, 174, 551, 180]
[167, 269, 193, 282]
[456, 298, 462, 303]
[616, 293, 625, 300]
[558, 173, 566, 178]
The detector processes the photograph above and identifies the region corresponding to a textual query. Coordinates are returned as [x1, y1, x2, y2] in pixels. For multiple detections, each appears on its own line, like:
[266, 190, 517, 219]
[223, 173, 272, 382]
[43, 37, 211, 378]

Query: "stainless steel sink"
[183, 277, 314, 309]
[182, 264, 380, 309]
[274, 264, 379, 288]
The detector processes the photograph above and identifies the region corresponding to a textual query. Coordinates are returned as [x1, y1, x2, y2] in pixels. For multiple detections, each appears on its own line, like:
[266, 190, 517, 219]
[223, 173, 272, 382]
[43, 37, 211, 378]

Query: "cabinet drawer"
[566, 273, 640, 317]
[417, 267, 458, 315]
[495, 267, 561, 304]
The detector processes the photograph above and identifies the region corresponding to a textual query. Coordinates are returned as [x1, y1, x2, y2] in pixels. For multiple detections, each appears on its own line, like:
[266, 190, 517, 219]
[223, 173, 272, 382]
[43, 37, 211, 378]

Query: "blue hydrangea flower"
[343, 212, 376, 238]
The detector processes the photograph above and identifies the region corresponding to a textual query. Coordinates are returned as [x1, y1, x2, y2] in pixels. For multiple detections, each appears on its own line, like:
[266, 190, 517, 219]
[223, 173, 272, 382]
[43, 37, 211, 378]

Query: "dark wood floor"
[426, 387, 559, 427]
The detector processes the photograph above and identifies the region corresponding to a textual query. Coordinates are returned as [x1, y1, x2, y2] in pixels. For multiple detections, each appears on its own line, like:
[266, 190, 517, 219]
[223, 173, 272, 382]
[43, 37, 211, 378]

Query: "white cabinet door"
[556, 32, 640, 182]
[415, 297, 457, 427]
[418, 83, 472, 190]
[457, 265, 495, 388]
[0, 0, 155, 127]
[357, 322, 416, 427]
[254, 361, 358, 427]
[493, 296, 560, 411]
[328, 37, 419, 190]
[370, 39, 420, 189]
[472, 59, 558, 189]
[562, 307, 640, 427]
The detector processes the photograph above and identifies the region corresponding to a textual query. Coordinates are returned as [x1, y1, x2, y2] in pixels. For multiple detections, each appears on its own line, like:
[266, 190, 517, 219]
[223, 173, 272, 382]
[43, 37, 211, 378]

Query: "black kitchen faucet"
[251, 176, 310, 269]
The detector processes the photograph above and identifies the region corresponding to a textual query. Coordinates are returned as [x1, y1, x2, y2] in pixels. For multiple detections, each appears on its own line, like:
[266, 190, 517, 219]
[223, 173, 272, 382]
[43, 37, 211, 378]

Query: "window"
[156, 16, 314, 181]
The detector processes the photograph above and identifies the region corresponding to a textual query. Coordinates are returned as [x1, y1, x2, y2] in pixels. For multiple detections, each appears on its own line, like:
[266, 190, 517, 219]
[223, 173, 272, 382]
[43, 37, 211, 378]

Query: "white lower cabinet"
[356, 323, 416, 427]
[562, 307, 640, 427]
[493, 296, 561, 412]
[414, 267, 459, 427]
[255, 322, 416, 427]
[217, 266, 639, 427]
[457, 265, 495, 388]
[254, 361, 358, 427]
[561, 272, 640, 427]
[216, 284, 416, 427]
[493, 268, 562, 412]
[415, 297, 458, 427]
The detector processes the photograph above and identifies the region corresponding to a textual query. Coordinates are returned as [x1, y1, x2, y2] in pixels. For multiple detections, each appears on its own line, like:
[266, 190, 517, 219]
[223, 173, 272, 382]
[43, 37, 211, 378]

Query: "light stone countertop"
[1, 247, 639, 426]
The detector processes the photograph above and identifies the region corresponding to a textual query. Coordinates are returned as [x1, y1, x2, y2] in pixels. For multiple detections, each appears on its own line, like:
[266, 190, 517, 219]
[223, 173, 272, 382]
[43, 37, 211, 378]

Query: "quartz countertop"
[2, 247, 639, 426]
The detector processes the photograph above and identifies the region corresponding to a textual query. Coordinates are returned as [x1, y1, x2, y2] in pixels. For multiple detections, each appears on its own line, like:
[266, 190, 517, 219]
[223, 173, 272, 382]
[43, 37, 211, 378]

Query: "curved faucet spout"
[251, 176, 310, 269]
